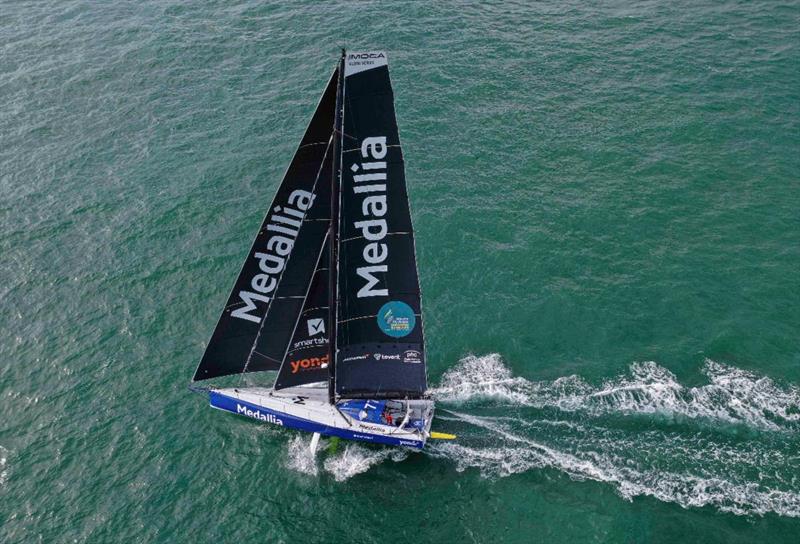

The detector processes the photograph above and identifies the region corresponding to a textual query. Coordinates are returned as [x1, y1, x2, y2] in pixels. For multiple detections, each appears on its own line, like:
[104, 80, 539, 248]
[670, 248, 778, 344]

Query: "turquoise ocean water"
[2, 1, 799, 542]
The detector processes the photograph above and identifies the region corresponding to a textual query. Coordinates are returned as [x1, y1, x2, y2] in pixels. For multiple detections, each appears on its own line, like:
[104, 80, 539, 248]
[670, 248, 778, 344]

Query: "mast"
[328, 49, 346, 404]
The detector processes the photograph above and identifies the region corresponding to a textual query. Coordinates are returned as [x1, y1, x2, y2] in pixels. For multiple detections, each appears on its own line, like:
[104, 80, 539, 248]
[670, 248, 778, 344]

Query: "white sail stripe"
[340, 231, 411, 243]
[297, 141, 329, 150]
[337, 312, 422, 324]
[251, 350, 282, 363]
[301, 305, 329, 313]
[343, 144, 401, 153]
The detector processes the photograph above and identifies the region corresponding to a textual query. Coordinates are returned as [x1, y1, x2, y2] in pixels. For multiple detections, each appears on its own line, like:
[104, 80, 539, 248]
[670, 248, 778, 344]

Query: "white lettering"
[356, 265, 388, 298]
[231, 291, 271, 323]
[361, 136, 387, 159]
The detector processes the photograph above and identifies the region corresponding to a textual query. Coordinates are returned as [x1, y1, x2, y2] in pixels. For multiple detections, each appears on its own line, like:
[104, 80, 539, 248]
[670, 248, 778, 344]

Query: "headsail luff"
[193, 68, 337, 382]
[333, 52, 427, 399]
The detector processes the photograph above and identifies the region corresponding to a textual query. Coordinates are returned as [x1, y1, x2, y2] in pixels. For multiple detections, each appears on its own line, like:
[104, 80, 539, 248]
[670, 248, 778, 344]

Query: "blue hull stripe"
[208, 391, 425, 449]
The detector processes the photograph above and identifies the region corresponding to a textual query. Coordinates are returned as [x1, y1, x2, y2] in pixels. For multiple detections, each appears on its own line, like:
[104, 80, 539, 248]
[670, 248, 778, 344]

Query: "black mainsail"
[332, 52, 427, 399]
[192, 69, 337, 381]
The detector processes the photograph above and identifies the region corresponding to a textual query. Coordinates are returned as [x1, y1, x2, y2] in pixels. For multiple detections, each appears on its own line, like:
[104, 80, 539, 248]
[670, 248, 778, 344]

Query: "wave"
[285, 435, 408, 482]
[0, 446, 7, 488]
[431, 354, 800, 431]
[428, 409, 800, 517]
[282, 354, 800, 517]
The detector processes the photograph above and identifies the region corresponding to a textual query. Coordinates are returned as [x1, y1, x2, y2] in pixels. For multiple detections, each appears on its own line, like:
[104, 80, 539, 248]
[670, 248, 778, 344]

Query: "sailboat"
[191, 50, 447, 451]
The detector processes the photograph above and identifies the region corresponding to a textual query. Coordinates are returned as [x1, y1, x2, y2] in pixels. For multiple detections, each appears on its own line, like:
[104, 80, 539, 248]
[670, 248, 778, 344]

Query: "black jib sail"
[274, 235, 330, 389]
[192, 68, 337, 381]
[333, 52, 427, 399]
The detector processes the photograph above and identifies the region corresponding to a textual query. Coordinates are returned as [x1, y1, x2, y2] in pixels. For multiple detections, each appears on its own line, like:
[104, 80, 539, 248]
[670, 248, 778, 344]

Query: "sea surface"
[2, 1, 799, 542]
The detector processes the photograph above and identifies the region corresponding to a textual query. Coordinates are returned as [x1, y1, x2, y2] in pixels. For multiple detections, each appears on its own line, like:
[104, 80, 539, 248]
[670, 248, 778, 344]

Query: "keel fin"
[430, 431, 457, 440]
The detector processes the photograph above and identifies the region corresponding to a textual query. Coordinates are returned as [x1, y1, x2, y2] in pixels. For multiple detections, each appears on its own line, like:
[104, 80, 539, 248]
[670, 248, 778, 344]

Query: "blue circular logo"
[377, 301, 416, 338]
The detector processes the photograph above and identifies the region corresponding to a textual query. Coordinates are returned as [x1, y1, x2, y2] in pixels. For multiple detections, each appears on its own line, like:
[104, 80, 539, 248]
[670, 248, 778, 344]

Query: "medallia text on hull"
[190, 50, 453, 450]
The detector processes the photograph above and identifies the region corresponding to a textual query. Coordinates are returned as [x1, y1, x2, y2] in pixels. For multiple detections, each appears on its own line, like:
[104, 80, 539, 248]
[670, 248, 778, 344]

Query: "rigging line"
[240, 135, 334, 383]
[272, 230, 330, 392]
[334, 127, 358, 142]
[329, 51, 346, 404]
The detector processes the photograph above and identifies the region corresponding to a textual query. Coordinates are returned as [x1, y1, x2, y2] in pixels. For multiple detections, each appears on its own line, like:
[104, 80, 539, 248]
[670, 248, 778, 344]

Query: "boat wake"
[0, 446, 8, 488]
[284, 354, 800, 517]
[285, 435, 408, 482]
[431, 354, 800, 431]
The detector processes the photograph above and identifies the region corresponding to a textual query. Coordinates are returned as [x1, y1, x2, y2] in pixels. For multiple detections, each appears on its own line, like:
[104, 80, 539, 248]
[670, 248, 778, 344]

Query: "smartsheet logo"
[307, 318, 325, 336]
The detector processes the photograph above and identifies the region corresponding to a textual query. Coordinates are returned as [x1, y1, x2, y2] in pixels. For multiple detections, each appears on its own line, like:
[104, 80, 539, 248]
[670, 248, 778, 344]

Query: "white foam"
[280, 354, 800, 517]
[431, 354, 800, 431]
[0, 446, 8, 487]
[430, 410, 800, 517]
[323, 444, 408, 482]
[284, 435, 320, 477]
[284, 435, 409, 482]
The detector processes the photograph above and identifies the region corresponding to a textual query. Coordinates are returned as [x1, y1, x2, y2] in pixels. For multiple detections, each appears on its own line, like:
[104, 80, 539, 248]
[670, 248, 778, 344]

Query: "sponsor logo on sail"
[291, 337, 328, 350]
[231, 190, 316, 324]
[236, 404, 283, 425]
[346, 52, 387, 76]
[351, 136, 390, 299]
[348, 52, 386, 61]
[403, 350, 422, 364]
[373, 353, 400, 361]
[307, 318, 325, 336]
[290, 354, 329, 374]
[342, 353, 371, 362]
[377, 300, 416, 338]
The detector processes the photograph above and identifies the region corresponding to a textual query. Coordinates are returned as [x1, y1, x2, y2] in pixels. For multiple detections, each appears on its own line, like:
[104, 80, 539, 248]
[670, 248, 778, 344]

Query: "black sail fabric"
[193, 69, 337, 381]
[274, 236, 330, 390]
[334, 52, 427, 399]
